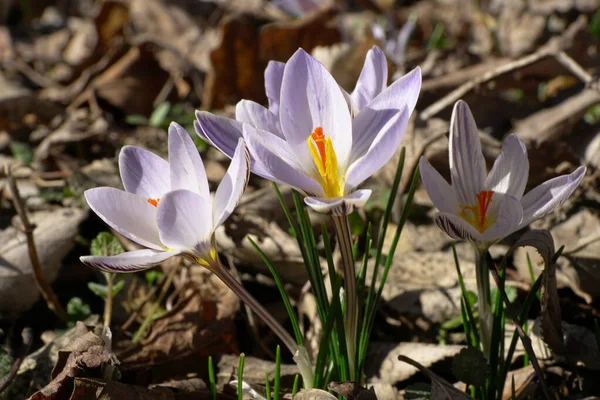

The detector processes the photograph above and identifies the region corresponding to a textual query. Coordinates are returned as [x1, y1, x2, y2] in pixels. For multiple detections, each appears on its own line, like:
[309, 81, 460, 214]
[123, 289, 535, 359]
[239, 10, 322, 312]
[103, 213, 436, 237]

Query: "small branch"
[487, 257, 554, 400]
[420, 16, 590, 121]
[6, 166, 68, 322]
[0, 327, 33, 394]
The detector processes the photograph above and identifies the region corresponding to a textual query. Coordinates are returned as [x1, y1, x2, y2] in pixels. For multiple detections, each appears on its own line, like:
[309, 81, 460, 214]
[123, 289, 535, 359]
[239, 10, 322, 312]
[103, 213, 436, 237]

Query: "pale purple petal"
[449, 100, 486, 205]
[519, 166, 586, 229]
[244, 124, 324, 196]
[280, 48, 353, 168]
[484, 134, 529, 199]
[351, 46, 388, 112]
[390, 17, 416, 68]
[157, 189, 213, 253]
[346, 108, 408, 189]
[273, 0, 323, 16]
[364, 66, 421, 115]
[119, 146, 169, 198]
[195, 111, 275, 180]
[80, 249, 177, 273]
[213, 139, 250, 228]
[304, 189, 372, 215]
[194, 111, 241, 159]
[480, 194, 523, 243]
[435, 212, 482, 242]
[265, 61, 285, 115]
[169, 122, 209, 198]
[236, 100, 282, 135]
[85, 188, 163, 250]
[350, 106, 401, 163]
[419, 156, 460, 214]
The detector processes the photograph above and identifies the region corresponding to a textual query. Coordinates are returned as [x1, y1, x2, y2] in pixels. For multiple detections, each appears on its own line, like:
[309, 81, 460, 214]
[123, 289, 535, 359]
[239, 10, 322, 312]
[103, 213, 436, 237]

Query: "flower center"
[307, 127, 344, 198]
[460, 190, 496, 233]
[147, 198, 160, 207]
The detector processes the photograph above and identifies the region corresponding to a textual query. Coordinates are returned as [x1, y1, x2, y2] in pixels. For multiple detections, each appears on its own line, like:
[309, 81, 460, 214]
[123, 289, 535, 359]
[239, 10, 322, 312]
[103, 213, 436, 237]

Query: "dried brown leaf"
[328, 382, 377, 400]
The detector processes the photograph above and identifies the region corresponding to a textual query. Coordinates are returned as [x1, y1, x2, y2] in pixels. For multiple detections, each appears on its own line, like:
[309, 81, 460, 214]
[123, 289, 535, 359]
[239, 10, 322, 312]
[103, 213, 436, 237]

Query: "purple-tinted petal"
[213, 139, 250, 227]
[85, 188, 163, 250]
[265, 61, 285, 115]
[194, 111, 241, 159]
[195, 111, 275, 180]
[364, 66, 421, 115]
[419, 156, 460, 214]
[390, 17, 416, 68]
[351, 46, 388, 112]
[236, 100, 282, 135]
[350, 106, 401, 163]
[273, 0, 323, 16]
[449, 100, 486, 205]
[280, 48, 353, 168]
[119, 146, 169, 198]
[80, 249, 177, 273]
[484, 134, 529, 199]
[435, 212, 482, 242]
[519, 166, 586, 229]
[304, 189, 372, 215]
[157, 189, 213, 254]
[346, 108, 408, 188]
[480, 194, 523, 243]
[169, 122, 209, 198]
[244, 124, 324, 196]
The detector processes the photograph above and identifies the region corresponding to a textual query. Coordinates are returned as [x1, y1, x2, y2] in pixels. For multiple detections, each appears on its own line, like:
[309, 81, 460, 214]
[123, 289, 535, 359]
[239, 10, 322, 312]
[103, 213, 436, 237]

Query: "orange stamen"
[311, 127, 326, 170]
[147, 198, 160, 207]
[475, 190, 493, 231]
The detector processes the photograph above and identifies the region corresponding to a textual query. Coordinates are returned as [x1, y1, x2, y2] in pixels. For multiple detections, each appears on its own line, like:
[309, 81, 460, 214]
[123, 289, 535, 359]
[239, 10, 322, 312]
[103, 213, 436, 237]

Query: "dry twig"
[420, 16, 592, 121]
[5, 166, 68, 322]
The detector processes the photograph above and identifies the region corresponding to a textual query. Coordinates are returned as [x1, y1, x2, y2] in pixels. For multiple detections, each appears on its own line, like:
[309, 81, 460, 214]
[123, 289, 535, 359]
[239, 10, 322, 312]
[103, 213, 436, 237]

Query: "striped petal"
[236, 100, 282, 135]
[449, 100, 486, 205]
[351, 46, 388, 112]
[484, 134, 529, 199]
[80, 249, 177, 273]
[346, 108, 407, 189]
[85, 187, 163, 250]
[435, 212, 482, 242]
[365, 66, 421, 116]
[304, 189, 372, 215]
[419, 156, 460, 214]
[213, 139, 250, 228]
[119, 146, 170, 198]
[519, 166, 586, 229]
[280, 48, 353, 169]
[480, 194, 523, 243]
[169, 122, 209, 198]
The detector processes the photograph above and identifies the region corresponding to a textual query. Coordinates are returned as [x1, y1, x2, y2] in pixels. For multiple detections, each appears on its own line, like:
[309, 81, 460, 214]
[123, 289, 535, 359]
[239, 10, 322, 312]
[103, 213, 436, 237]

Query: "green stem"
[103, 273, 114, 328]
[475, 247, 492, 359]
[132, 265, 179, 343]
[210, 259, 314, 388]
[331, 214, 357, 380]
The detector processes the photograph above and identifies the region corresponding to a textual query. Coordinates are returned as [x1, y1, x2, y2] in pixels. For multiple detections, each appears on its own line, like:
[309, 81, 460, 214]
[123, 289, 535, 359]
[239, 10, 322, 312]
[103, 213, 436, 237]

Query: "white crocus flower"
[80, 123, 249, 271]
[419, 100, 586, 249]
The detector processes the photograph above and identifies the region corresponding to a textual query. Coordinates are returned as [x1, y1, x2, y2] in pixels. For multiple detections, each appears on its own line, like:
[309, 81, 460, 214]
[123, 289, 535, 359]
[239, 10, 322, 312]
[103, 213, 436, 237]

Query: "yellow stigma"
[460, 190, 496, 233]
[307, 127, 344, 198]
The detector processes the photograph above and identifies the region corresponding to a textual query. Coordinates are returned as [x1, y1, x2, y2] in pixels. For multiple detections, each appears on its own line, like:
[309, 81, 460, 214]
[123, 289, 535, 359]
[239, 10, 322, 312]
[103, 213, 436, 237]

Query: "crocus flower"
[372, 16, 416, 77]
[195, 46, 422, 215]
[419, 100, 586, 248]
[80, 123, 249, 272]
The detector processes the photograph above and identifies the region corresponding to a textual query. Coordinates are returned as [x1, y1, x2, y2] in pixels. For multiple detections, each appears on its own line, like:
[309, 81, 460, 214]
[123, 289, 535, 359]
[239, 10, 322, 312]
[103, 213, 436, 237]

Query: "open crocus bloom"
[81, 123, 249, 272]
[419, 100, 586, 247]
[196, 46, 421, 215]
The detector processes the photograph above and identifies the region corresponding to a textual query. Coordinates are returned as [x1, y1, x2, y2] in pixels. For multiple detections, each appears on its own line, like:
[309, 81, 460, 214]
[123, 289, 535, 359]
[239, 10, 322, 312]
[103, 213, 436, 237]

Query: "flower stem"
[475, 248, 492, 358]
[331, 214, 357, 380]
[132, 265, 179, 343]
[103, 273, 115, 328]
[210, 259, 314, 389]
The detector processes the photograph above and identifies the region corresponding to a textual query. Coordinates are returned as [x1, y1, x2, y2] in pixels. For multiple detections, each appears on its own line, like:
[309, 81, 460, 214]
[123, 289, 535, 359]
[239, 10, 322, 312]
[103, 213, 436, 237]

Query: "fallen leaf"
[328, 382, 377, 400]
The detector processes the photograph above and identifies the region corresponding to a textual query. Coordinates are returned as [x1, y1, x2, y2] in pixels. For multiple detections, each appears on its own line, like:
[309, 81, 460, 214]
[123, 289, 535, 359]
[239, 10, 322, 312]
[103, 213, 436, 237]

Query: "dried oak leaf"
[27, 322, 119, 400]
[328, 382, 377, 400]
[71, 377, 174, 399]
